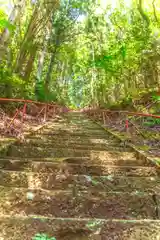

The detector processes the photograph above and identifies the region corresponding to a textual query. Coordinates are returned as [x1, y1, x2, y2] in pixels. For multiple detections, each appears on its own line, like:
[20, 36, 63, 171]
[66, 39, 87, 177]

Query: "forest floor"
[86, 92, 160, 166]
[0, 103, 63, 151]
[102, 113, 160, 159]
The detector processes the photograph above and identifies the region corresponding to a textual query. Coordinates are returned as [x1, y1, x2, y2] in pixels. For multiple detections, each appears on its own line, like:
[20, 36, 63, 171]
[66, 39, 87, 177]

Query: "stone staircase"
[0, 112, 159, 239]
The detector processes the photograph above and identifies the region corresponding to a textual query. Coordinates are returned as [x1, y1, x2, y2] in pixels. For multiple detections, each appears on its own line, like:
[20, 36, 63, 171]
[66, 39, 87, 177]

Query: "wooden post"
[125, 115, 129, 133]
[22, 103, 27, 123]
[102, 111, 105, 125]
[44, 104, 47, 122]
[53, 106, 55, 116]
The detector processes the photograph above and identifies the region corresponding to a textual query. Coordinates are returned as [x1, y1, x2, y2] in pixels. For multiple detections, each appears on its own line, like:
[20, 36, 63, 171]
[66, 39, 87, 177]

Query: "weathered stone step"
[37, 128, 110, 136]
[0, 159, 158, 176]
[0, 170, 159, 192]
[48, 124, 102, 129]
[1, 154, 149, 166]
[34, 131, 116, 138]
[0, 216, 159, 240]
[26, 140, 121, 150]
[6, 146, 135, 159]
[0, 187, 158, 219]
[67, 114, 91, 117]
[28, 134, 119, 143]
[16, 141, 131, 151]
[66, 117, 93, 122]
[25, 134, 120, 144]
[38, 122, 105, 132]
[42, 123, 104, 131]
[58, 119, 92, 124]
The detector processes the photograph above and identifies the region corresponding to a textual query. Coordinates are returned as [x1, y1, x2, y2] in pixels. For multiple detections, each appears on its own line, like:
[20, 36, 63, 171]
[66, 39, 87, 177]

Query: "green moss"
[138, 145, 150, 151]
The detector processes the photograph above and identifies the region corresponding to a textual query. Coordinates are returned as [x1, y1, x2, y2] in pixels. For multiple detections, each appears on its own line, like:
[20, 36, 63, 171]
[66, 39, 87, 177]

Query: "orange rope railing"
[0, 97, 69, 136]
[82, 107, 160, 133]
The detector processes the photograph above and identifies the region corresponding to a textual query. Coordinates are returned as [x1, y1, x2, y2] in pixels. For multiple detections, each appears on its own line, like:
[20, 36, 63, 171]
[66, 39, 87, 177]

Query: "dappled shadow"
[0, 187, 157, 219]
[99, 221, 160, 240]
[5, 141, 135, 160]
[0, 112, 160, 240]
[0, 165, 159, 193]
[24, 133, 121, 149]
[0, 217, 160, 240]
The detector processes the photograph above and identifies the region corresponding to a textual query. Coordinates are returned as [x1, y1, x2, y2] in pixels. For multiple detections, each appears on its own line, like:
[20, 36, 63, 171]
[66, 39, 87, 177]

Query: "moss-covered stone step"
[6, 145, 136, 159]
[0, 216, 160, 240]
[41, 123, 104, 131]
[0, 159, 159, 176]
[46, 124, 103, 130]
[24, 136, 121, 146]
[38, 125, 109, 133]
[46, 123, 104, 132]
[61, 119, 93, 125]
[0, 154, 150, 166]
[28, 134, 119, 143]
[0, 187, 158, 219]
[34, 130, 118, 138]
[15, 141, 132, 151]
[0, 170, 159, 192]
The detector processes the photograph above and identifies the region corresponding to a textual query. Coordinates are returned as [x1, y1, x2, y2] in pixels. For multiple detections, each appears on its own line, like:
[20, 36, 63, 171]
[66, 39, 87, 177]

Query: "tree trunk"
[44, 49, 57, 98]
[14, 0, 59, 75]
[0, 1, 26, 45]
[0, 1, 26, 60]
[23, 47, 37, 80]
[37, 48, 46, 81]
[137, 0, 150, 26]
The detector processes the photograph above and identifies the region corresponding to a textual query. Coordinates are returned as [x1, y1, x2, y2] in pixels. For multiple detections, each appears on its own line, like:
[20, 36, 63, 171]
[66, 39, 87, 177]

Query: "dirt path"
[0, 112, 159, 239]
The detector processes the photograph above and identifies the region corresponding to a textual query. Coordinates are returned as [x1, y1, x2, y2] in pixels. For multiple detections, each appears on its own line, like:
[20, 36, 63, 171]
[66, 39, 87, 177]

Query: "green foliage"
[143, 117, 160, 126]
[0, 65, 26, 98]
[1, 0, 160, 108]
[32, 233, 56, 240]
[35, 81, 46, 101]
[0, 19, 15, 31]
[152, 94, 160, 101]
[35, 80, 58, 102]
[0, 9, 15, 33]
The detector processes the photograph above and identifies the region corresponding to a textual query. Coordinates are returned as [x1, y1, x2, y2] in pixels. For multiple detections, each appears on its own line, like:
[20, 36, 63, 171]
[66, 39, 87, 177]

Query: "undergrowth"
[32, 233, 56, 240]
[143, 118, 160, 127]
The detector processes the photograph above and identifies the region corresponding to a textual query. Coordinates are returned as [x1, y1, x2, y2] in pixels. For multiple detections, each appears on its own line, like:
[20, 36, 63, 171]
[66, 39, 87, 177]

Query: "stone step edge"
[0, 158, 157, 170]
[1, 214, 160, 223]
[0, 169, 159, 180]
[14, 144, 131, 151]
[0, 186, 156, 196]
[9, 145, 134, 154]
[0, 156, 90, 162]
[23, 141, 122, 146]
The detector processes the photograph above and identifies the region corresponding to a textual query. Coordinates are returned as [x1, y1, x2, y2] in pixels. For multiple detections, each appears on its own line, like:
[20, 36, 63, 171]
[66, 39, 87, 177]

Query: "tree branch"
[137, 0, 150, 26]
[152, 0, 160, 25]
